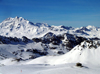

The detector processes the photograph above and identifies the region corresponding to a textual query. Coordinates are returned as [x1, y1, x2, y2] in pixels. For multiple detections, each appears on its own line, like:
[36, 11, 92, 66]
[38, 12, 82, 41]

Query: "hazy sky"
[0, 0, 100, 27]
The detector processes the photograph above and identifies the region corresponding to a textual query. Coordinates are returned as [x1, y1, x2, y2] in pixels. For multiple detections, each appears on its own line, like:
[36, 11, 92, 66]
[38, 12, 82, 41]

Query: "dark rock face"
[60, 26, 73, 30]
[75, 30, 89, 35]
[32, 32, 61, 45]
[1, 32, 100, 61]
[61, 33, 87, 50]
[32, 32, 88, 51]
[0, 35, 32, 44]
[80, 27, 90, 31]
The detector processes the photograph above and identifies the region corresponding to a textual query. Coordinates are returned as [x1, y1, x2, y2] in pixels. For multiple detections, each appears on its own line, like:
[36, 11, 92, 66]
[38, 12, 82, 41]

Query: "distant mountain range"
[0, 16, 100, 66]
[0, 16, 100, 39]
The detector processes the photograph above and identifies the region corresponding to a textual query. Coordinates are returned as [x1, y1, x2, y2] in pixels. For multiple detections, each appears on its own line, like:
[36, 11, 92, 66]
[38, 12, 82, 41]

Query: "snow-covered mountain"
[0, 17, 100, 39]
[25, 40, 100, 66]
[0, 32, 88, 62]
[0, 16, 50, 38]
[0, 16, 100, 68]
[1, 38, 100, 74]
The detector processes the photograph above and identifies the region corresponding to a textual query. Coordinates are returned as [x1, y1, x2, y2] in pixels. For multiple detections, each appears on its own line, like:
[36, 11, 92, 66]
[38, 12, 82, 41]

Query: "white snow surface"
[25, 41, 100, 66]
[0, 17, 100, 74]
[0, 17, 100, 39]
[0, 41, 100, 74]
[0, 17, 50, 38]
[0, 63, 100, 74]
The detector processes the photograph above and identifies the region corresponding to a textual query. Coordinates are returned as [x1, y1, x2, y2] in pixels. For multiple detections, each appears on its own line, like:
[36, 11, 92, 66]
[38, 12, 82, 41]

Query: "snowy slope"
[0, 17, 100, 74]
[25, 40, 100, 66]
[75, 26, 100, 38]
[0, 16, 50, 38]
[1, 63, 100, 74]
[0, 17, 100, 39]
[0, 16, 100, 66]
[0, 33, 87, 63]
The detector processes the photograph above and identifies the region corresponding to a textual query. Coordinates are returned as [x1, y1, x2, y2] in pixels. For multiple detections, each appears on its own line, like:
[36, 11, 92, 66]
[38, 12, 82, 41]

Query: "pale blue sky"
[0, 0, 100, 27]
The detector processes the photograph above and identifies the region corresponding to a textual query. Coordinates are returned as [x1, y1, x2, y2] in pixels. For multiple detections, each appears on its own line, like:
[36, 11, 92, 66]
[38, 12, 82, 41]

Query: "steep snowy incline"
[0, 17, 100, 39]
[26, 40, 100, 66]
[0, 16, 50, 38]
[0, 29, 100, 66]
[74, 25, 100, 38]
[0, 33, 87, 63]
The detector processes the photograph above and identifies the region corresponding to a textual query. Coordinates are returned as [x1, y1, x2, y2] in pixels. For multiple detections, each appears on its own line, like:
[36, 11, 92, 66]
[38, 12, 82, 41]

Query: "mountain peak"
[60, 25, 73, 30]
[13, 16, 27, 22]
[0, 17, 51, 38]
[0, 17, 100, 39]
[86, 25, 95, 29]
[4, 17, 13, 21]
[15, 16, 19, 19]
[34, 23, 50, 27]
